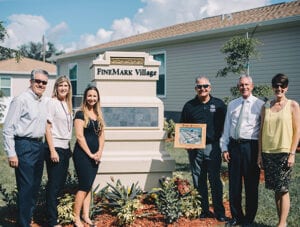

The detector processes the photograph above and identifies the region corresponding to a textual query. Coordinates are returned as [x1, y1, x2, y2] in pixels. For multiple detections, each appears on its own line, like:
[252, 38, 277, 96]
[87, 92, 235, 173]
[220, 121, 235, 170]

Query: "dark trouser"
[45, 147, 71, 226]
[228, 139, 260, 224]
[15, 139, 45, 227]
[188, 141, 225, 217]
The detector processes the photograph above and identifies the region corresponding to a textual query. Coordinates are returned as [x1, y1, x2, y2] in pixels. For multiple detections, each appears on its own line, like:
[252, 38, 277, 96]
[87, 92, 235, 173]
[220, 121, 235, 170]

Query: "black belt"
[230, 137, 255, 144]
[15, 136, 43, 142]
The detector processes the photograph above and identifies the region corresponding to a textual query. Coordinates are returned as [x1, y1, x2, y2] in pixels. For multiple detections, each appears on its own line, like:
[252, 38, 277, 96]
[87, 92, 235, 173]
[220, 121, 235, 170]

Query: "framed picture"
[174, 123, 206, 149]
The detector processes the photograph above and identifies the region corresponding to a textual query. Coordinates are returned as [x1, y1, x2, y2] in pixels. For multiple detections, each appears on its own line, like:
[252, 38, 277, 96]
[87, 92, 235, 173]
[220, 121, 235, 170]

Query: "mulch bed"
[30, 200, 230, 227]
[23, 169, 269, 227]
[93, 201, 231, 227]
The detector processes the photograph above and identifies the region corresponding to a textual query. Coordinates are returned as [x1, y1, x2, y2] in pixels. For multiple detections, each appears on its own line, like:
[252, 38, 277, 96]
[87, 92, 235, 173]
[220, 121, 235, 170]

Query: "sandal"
[81, 217, 96, 227]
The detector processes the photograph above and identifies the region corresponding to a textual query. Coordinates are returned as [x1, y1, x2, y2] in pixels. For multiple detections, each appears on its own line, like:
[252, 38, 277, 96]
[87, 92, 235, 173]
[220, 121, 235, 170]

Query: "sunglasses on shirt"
[32, 79, 48, 85]
[195, 84, 210, 89]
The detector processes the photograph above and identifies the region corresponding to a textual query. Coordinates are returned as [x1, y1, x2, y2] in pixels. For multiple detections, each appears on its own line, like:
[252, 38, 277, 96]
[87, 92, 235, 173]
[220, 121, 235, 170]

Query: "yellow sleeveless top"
[262, 100, 293, 153]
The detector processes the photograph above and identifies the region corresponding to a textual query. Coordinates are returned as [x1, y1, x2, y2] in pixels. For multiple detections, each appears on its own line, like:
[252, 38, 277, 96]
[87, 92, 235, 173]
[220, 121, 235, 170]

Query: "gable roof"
[0, 57, 57, 75]
[57, 1, 300, 60]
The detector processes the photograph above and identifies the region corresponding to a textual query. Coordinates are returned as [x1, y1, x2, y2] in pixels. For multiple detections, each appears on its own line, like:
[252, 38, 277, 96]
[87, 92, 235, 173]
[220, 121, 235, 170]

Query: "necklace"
[60, 101, 72, 132]
[90, 119, 100, 136]
[270, 98, 287, 113]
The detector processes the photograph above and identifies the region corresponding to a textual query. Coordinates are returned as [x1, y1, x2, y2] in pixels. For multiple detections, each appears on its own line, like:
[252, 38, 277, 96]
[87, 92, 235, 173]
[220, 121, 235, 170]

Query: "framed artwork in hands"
[174, 123, 206, 149]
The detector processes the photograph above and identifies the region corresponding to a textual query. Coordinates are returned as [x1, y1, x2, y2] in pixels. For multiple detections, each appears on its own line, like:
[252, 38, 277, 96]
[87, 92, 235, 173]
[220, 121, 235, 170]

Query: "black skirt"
[73, 144, 99, 192]
[262, 152, 292, 192]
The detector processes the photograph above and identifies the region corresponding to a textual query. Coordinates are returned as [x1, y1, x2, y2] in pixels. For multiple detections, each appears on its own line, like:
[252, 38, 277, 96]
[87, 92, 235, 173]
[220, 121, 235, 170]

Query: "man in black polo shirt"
[180, 76, 228, 222]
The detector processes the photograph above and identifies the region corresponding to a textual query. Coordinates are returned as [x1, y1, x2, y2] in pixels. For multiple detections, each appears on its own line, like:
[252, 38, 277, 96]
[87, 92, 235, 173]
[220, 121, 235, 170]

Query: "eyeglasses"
[32, 79, 48, 85]
[195, 84, 210, 89]
[272, 83, 287, 89]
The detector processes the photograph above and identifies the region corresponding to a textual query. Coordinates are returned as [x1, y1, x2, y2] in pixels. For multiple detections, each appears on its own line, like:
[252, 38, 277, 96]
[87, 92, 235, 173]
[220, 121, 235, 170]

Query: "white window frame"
[0, 76, 11, 97]
[151, 51, 166, 98]
[68, 63, 78, 95]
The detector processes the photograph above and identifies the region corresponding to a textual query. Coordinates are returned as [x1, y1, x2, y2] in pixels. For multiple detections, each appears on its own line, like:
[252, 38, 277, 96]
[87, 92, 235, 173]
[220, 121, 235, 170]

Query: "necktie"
[235, 100, 245, 139]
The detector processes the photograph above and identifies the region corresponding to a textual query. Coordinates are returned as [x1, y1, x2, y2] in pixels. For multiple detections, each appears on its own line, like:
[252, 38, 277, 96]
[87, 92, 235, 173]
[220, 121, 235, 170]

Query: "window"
[0, 76, 11, 97]
[152, 52, 166, 97]
[69, 63, 77, 95]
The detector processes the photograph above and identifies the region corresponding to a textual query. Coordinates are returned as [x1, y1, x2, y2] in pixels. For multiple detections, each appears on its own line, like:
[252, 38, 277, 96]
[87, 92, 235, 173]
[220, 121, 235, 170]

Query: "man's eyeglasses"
[32, 79, 48, 85]
[195, 84, 209, 89]
[272, 83, 287, 89]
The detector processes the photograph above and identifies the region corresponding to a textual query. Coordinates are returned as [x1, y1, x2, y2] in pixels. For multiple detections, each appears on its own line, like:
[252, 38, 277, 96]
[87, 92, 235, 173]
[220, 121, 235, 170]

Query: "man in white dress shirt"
[3, 69, 49, 227]
[220, 75, 264, 226]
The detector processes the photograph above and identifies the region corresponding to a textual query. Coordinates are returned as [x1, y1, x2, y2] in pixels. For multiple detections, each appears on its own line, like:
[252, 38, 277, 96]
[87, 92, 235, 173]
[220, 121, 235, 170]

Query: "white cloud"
[200, 0, 270, 16]
[47, 22, 69, 43]
[2, 14, 50, 49]
[73, 28, 114, 50]
[1, 0, 272, 52]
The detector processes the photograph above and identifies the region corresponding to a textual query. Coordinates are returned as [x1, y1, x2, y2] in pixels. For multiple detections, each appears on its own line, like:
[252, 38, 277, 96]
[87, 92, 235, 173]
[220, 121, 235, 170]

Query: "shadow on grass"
[0, 204, 47, 227]
[175, 163, 190, 172]
[0, 206, 17, 226]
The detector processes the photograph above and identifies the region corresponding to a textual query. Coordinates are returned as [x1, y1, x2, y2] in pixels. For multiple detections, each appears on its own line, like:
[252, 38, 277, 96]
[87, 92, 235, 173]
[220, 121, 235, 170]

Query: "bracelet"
[289, 152, 296, 155]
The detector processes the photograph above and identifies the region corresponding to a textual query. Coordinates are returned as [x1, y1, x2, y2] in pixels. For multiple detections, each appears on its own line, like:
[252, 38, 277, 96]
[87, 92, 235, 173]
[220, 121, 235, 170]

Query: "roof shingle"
[0, 57, 56, 74]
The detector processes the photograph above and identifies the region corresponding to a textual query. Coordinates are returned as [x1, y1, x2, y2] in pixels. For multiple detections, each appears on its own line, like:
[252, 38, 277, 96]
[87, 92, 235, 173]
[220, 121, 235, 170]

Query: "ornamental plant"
[155, 177, 181, 224]
[174, 175, 202, 219]
[96, 178, 143, 226]
[57, 193, 75, 225]
[150, 173, 202, 224]
[0, 184, 17, 211]
[217, 35, 261, 77]
[163, 118, 176, 139]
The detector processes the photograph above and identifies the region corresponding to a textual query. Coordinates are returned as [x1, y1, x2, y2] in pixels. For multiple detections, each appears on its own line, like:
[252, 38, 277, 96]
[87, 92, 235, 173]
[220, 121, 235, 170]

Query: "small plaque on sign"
[103, 107, 158, 127]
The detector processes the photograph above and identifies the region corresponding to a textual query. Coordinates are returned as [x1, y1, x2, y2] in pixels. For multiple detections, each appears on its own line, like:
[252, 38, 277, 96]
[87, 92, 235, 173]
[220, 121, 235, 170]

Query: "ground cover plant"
[0, 125, 299, 226]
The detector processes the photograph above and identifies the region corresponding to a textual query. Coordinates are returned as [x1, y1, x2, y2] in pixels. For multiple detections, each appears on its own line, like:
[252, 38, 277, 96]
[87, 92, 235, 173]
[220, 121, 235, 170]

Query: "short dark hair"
[272, 73, 289, 88]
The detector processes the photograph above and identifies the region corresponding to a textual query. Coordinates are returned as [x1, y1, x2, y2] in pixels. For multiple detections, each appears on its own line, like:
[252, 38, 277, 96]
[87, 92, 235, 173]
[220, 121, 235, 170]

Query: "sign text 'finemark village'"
[96, 68, 157, 77]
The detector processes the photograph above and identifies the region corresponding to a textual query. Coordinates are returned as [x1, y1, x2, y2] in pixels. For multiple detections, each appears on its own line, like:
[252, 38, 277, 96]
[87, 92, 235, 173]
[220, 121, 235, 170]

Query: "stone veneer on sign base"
[90, 51, 175, 191]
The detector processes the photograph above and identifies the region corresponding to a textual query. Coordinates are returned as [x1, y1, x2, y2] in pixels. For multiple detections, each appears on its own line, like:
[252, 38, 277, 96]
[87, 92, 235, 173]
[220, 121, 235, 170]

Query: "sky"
[0, 0, 293, 53]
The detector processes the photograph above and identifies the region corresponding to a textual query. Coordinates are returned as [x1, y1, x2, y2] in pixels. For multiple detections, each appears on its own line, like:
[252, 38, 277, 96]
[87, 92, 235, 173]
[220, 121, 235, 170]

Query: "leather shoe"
[227, 218, 241, 226]
[199, 211, 214, 218]
[216, 215, 230, 222]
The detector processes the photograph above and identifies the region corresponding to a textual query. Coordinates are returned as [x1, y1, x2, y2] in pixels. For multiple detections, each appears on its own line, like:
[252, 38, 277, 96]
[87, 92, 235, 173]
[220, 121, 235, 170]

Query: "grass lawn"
[0, 125, 299, 226]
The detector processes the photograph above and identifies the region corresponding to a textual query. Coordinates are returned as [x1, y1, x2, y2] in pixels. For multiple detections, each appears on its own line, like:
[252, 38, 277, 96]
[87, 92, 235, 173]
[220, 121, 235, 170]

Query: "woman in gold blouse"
[258, 73, 300, 227]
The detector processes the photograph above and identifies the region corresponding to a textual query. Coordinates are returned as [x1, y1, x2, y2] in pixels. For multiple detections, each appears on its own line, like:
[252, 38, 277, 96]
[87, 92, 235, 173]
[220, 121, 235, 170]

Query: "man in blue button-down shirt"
[3, 69, 49, 227]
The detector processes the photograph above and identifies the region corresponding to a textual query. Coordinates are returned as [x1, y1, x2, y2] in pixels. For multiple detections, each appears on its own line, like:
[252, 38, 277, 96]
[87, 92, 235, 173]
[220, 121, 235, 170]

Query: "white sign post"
[90, 51, 175, 191]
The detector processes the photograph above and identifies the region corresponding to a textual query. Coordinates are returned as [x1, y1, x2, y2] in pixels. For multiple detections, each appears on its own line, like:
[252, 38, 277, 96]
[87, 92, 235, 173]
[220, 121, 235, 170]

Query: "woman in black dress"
[73, 85, 105, 227]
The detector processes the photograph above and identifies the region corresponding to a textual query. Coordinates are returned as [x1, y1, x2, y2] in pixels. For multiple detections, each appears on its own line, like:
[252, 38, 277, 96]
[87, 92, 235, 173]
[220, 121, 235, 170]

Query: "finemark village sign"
[90, 51, 175, 191]
[96, 66, 157, 77]
[94, 56, 158, 79]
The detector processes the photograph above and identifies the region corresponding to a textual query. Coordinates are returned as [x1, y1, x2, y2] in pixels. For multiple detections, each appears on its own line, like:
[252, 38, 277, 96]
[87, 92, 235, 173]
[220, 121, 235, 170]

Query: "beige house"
[55, 1, 300, 121]
[0, 57, 57, 122]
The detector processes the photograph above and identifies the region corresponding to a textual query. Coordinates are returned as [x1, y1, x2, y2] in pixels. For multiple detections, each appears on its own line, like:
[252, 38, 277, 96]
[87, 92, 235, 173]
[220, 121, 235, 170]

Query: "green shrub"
[217, 35, 262, 77]
[175, 175, 202, 219]
[180, 189, 202, 219]
[155, 177, 181, 224]
[96, 178, 143, 226]
[151, 173, 202, 224]
[0, 184, 17, 211]
[57, 193, 75, 225]
[164, 118, 176, 139]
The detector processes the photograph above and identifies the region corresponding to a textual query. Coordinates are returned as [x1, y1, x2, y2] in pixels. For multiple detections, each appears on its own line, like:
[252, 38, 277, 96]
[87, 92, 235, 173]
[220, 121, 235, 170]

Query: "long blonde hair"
[52, 75, 73, 113]
[81, 85, 105, 131]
